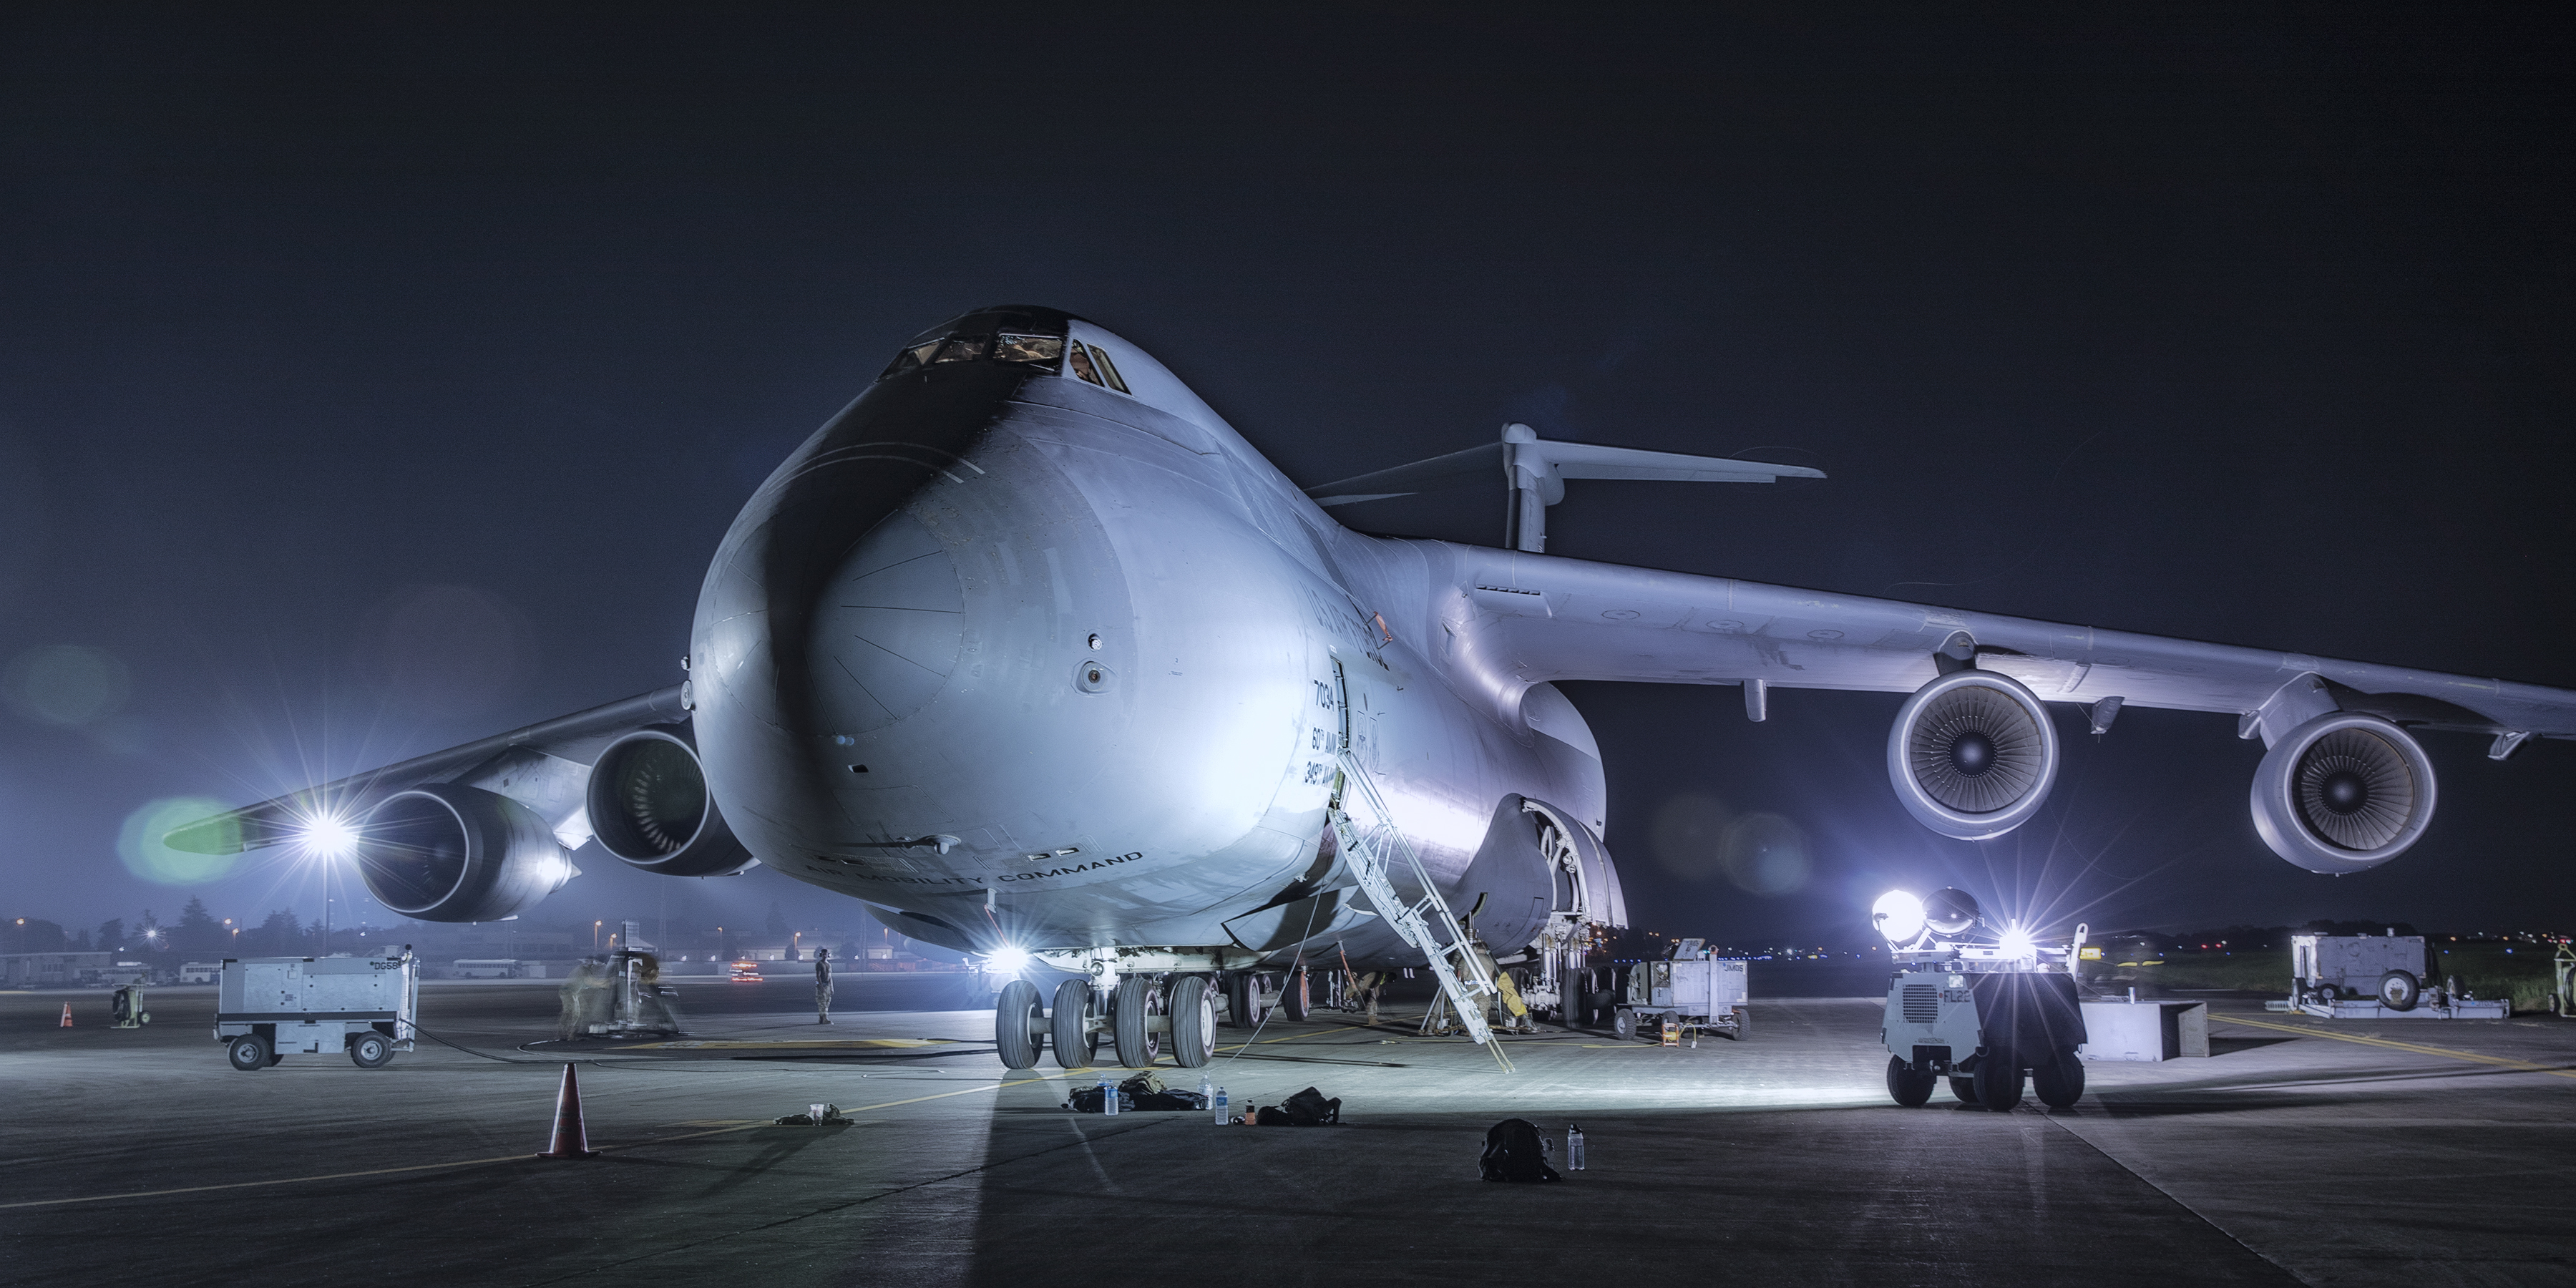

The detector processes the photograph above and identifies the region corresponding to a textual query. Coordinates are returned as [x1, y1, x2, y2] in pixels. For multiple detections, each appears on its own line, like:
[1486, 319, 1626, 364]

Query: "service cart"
[1612, 939, 1748, 1042]
[2273, 932, 2508, 1019]
[215, 948, 419, 1070]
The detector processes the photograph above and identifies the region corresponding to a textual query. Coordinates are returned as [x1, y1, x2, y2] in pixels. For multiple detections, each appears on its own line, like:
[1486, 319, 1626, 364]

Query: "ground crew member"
[814, 946, 834, 1025]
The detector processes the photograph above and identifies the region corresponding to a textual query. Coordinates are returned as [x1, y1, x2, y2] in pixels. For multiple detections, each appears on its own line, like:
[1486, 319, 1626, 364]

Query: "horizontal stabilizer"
[1305, 434, 1822, 507]
[1307, 426, 1825, 553]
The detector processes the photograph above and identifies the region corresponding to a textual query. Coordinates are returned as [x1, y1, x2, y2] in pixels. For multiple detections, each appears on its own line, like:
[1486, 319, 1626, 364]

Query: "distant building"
[0, 952, 112, 987]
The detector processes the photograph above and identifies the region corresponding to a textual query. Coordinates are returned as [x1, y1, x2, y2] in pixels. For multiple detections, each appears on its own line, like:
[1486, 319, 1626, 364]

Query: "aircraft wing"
[163, 685, 691, 854]
[1427, 542, 2575, 747]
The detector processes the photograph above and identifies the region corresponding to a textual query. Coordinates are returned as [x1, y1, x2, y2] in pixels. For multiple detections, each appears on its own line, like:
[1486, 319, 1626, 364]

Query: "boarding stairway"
[1327, 746, 1515, 1071]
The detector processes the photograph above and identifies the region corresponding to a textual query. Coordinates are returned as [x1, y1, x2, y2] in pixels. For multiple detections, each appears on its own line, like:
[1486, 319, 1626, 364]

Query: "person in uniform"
[814, 946, 834, 1025]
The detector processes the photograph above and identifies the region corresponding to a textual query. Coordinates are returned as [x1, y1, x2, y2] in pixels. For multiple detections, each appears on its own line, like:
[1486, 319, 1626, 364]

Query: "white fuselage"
[687, 314, 1604, 962]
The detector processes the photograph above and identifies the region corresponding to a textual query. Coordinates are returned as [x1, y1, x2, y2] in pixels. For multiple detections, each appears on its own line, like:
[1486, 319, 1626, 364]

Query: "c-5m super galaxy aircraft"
[173, 305, 2576, 1071]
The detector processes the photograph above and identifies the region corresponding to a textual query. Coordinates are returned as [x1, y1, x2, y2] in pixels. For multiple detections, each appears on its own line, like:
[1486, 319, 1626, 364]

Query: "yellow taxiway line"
[2215, 1013, 2576, 1080]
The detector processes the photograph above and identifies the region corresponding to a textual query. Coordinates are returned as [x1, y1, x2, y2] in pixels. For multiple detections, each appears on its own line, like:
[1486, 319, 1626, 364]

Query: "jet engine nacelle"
[354, 782, 577, 922]
[1887, 670, 2062, 840]
[2250, 712, 2438, 874]
[584, 725, 757, 876]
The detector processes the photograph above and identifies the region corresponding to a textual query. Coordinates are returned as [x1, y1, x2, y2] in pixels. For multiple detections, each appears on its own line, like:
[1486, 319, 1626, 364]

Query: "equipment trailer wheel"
[1972, 1050, 2025, 1111]
[1051, 979, 1098, 1068]
[227, 1035, 270, 1072]
[2032, 1050, 2085, 1108]
[1111, 975, 1162, 1068]
[1948, 1076, 1979, 1105]
[2378, 970, 2421, 1012]
[1613, 1010, 1636, 1040]
[1885, 1055, 1936, 1107]
[349, 1031, 395, 1069]
[995, 979, 1043, 1070]
[1169, 975, 1216, 1067]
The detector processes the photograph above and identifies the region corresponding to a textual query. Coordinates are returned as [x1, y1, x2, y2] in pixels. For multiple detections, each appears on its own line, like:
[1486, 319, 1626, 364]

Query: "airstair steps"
[1327, 746, 1514, 1071]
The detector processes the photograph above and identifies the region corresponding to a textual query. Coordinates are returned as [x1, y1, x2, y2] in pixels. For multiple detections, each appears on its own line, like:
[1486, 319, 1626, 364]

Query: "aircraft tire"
[1973, 1050, 2025, 1111]
[2032, 1050, 2086, 1109]
[1051, 980, 1097, 1069]
[1112, 975, 1161, 1068]
[1948, 1075, 1979, 1105]
[1885, 1055, 1936, 1107]
[1224, 971, 1257, 1028]
[1280, 965, 1310, 1021]
[1169, 975, 1216, 1067]
[995, 979, 1042, 1070]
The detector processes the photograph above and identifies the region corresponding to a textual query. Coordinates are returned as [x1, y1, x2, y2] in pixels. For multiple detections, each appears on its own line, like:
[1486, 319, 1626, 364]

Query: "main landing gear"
[993, 969, 1282, 1071]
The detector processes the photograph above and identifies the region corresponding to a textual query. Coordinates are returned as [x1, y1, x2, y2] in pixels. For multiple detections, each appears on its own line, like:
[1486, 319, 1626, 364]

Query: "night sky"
[4, 6, 2570, 950]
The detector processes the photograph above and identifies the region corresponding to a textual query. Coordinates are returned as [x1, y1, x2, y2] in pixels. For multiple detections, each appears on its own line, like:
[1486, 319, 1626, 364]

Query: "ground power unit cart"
[1612, 939, 1748, 1042]
[215, 949, 419, 1070]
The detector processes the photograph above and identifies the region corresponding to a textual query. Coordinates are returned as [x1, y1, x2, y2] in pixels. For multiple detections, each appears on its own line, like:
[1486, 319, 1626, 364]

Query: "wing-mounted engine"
[353, 782, 577, 922]
[584, 726, 757, 876]
[2250, 711, 2439, 873]
[1887, 670, 2062, 840]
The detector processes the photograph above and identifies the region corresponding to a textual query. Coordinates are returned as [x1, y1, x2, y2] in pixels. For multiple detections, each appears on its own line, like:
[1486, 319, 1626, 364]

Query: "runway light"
[1871, 890, 1926, 944]
[985, 947, 1030, 976]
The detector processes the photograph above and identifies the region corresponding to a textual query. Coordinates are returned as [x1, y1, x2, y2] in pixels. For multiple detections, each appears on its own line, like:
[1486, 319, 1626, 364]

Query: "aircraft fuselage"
[688, 310, 1602, 964]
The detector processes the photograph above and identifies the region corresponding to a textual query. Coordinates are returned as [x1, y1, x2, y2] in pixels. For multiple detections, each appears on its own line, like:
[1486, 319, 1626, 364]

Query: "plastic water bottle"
[1099, 1076, 1120, 1116]
[1212, 1085, 1229, 1124]
[1567, 1123, 1586, 1171]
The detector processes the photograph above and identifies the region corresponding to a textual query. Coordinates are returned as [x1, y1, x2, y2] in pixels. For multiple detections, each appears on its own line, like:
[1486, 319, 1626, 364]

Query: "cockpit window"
[879, 338, 945, 380]
[1086, 343, 1131, 394]
[932, 336, 989, 364]
[993, 333, 1064, 369]
[874, 325, 1085, 384]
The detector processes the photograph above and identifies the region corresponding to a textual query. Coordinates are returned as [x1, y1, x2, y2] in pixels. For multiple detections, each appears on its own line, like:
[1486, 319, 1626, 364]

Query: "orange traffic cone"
[535, 1063, 600, 1159]
[59, 1003, 73, 1028]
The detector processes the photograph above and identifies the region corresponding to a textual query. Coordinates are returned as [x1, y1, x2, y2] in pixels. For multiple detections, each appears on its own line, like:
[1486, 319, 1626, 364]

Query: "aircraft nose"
[690, 370, 1010, 840]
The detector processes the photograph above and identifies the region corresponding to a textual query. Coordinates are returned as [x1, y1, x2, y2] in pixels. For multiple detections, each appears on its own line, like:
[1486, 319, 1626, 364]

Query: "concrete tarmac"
[4, 974, 2571, 1287]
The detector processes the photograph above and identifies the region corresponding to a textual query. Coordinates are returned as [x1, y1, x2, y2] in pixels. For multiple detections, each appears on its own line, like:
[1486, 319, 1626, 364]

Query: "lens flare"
[298, 814, 359, 860]
[984, 947, 1031, 976]
[1871, 889, 1926, 944]
[118, 796, 241, 885]
[1999, 923, 2036, 961]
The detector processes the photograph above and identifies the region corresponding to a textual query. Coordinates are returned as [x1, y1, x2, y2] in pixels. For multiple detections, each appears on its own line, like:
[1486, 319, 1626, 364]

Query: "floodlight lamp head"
[1870, 890, 1926, 945]
[1923, 887, 1980, 937]
[1999, 922, 2036, 961]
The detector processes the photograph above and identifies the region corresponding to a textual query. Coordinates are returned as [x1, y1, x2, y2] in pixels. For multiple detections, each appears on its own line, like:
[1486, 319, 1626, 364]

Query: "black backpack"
[1479, 1118, 1561, 1183]
[1279, 1086, 1341, 1125]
